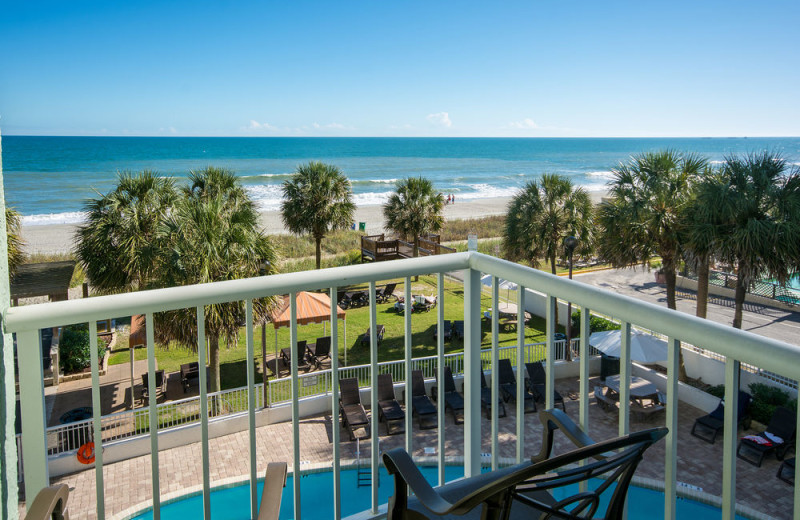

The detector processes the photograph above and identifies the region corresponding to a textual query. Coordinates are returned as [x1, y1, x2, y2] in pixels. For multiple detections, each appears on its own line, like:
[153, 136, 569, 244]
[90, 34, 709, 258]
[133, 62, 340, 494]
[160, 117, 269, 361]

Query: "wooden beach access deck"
[360, 234, 456, 262]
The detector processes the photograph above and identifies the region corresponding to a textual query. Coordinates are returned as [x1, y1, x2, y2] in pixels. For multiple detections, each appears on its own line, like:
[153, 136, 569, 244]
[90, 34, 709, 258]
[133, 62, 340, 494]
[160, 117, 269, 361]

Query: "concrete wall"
[676, 275, 798, 313]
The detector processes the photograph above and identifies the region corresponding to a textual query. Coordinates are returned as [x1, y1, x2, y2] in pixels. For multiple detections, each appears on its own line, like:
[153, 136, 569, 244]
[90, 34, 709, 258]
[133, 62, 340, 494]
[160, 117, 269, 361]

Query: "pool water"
[130, 466, 746, 519]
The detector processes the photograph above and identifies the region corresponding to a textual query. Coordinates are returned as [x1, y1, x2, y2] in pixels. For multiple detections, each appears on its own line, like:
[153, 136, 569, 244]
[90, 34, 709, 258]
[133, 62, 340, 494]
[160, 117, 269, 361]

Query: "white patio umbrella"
[480, 274, 518, 300]
[589, 329, 668, 363]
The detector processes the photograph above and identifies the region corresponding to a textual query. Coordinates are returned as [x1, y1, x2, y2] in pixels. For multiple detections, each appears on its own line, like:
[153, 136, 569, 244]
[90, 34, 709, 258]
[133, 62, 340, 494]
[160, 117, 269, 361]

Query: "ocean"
[2, 136, 799, 226]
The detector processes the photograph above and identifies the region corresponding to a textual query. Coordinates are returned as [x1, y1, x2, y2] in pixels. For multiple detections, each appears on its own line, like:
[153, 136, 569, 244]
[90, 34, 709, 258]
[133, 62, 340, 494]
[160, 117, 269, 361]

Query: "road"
[572, 267, 800, 347]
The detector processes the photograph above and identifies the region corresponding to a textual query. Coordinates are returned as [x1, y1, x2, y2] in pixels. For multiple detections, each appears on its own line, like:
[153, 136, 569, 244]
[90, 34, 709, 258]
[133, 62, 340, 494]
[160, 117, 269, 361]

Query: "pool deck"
[33, 376, 793, 520]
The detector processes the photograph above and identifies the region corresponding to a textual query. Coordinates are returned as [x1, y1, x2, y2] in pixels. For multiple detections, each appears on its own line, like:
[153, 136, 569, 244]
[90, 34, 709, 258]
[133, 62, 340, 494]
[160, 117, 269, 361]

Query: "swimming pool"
[129, 466, 747, 519]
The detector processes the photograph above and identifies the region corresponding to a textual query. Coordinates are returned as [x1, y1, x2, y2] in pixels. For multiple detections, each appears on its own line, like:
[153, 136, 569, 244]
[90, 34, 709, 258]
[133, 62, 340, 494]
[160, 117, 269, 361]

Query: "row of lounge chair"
[278, 336, 332, 372]
[495, 359, 566, 414]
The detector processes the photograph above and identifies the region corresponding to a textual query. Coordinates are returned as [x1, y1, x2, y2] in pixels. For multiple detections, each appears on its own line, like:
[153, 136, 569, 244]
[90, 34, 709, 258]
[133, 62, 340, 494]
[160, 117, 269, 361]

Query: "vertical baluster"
[578, 307, 590, 493]
[145, 313, 160, 520]
[463, 268, 482, 477]
[436, 273, 445, 486]
[491, 277, 500, 471]
[618, 321, 631, 436]
[515, 285, 526, 462]
[197, 306, 210, 520]
[290, 293, 301, 519]
[245, 300, 257, 518]
[721, 359, 740, 520]
[88, 321, 104, 518]
[369, 282, 379, 512]
[17, 328, 48, 509]
[545, 296, 555, 410]
[664, 337, 679, 520]
[404, 276, 413, 454]
[330, 286, 341, 520]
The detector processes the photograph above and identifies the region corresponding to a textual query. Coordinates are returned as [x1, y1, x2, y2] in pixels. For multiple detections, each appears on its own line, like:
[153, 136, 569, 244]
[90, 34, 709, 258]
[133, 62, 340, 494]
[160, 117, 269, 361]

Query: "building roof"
[269, 291, 346, 329]
[10, 261, 76, 300]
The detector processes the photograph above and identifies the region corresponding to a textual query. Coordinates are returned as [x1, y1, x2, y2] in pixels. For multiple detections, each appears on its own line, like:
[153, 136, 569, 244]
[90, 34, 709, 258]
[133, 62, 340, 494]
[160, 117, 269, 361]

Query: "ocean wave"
[23, 211, 87, 226]
[584, 170, 614, 178]
[351, 178, 399, 185]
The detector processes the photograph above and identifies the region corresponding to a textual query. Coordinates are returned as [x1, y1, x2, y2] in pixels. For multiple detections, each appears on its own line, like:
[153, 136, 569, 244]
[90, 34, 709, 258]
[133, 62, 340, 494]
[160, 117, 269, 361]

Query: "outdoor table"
[486, 306, 532, 320]
[604, 375, 659, 405]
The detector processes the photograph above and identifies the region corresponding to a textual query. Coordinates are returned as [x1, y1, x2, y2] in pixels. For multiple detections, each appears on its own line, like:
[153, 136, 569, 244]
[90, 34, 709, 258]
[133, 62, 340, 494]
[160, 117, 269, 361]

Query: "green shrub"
[707, 385, 725, 399]
[748, 382, 791, 424]
[570, 310, 620, 337]
[59, 325, 108, 374]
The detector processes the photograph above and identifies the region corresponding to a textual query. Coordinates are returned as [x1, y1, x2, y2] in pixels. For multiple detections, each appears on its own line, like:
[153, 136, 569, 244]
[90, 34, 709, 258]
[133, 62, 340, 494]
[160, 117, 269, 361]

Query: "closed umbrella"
[589, 329, 668, 363]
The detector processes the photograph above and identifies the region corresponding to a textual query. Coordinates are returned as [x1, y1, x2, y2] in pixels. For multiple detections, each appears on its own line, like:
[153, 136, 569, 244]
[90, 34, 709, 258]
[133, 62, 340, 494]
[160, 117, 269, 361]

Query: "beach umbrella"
[589, 329, 668, 364]
[480, 274, 518, 300]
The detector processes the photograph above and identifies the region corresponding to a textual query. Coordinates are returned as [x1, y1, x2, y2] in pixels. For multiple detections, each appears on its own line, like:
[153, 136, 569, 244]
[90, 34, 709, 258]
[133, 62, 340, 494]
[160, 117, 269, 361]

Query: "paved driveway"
[572, 267, 800, 347]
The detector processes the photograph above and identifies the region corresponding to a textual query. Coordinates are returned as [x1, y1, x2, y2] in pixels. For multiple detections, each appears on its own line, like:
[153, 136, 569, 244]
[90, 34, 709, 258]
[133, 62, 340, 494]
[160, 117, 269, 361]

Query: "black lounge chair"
[360, 325, 385, 347]
[410, 370, 437, 429]
[497, 359, 536, 413]
[480, 369, 506, 419]
[307, 336, 331, 368]
[525, 362, 566, 412]
[339, 377, 369, 440]
[690, 391, 751, 444]
[263, 357, 289, 379]
[433, 366, 464, 424]
[452, 320, 465, 340]
[281, 340, 310, 371]
[737, 406, 796, 467]
[141, 370, 166, 402]
[377, 283, 398, 303]
[433, 320, 453, 341]
[777, 458, 795, 485]
[257, 462, 288, 520]
[383, 408, 668, 520]
[377, 373, 405, 435]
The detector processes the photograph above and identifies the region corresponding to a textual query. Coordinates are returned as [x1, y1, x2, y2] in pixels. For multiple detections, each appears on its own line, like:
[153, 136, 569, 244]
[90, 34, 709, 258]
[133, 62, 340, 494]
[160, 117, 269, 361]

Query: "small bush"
[570, 310, 620, 337]
[748, 382, 791, 425]
[707, 385, 725, 399]
[59, 325, 108, 374]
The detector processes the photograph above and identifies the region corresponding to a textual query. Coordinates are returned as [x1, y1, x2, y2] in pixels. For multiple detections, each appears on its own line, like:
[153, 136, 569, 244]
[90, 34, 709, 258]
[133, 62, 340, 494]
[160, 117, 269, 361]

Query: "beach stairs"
[361, 233, 455, 263]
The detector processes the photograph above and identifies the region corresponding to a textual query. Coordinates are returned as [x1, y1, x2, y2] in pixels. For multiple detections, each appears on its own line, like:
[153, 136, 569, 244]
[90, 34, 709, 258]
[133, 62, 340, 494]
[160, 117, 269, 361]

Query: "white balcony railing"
[6, 252, 800, 520]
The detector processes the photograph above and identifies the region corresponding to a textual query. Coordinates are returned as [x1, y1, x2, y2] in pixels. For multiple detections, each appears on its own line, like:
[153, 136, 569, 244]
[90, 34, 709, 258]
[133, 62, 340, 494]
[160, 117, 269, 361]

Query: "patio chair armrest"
[383, 448, 454, 516]
[532, 409, 599, 463]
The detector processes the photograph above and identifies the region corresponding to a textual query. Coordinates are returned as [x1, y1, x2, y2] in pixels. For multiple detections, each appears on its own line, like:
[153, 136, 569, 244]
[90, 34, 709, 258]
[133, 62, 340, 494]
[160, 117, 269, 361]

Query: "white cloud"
[426, 112, 452, 128]
[246, 120, 278, 131]
[510, 118, 538, 129]
[312, 122, 347, 130]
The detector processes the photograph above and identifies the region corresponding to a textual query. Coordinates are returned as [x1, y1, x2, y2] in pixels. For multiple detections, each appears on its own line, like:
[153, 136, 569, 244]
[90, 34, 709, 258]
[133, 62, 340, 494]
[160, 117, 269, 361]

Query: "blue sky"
[1, 0, 798, 137]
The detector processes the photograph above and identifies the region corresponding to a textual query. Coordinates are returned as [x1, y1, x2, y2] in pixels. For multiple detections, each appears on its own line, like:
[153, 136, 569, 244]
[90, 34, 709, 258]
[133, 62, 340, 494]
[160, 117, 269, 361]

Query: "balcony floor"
[28, 377, 793, 520]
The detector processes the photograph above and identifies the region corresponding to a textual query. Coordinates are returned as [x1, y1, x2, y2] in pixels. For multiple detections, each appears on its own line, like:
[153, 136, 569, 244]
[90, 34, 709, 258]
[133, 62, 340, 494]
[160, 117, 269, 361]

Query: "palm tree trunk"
[315, 236, 322, 269]
[733, 261, 747, 329]
[663, 257, 689, 381]
[209, 335, 221, 393]
[696, 256, 709, 319]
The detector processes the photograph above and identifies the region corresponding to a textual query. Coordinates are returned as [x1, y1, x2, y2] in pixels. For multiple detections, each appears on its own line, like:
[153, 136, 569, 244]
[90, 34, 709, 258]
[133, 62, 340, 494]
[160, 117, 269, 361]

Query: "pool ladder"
[356, 438, 379, 488]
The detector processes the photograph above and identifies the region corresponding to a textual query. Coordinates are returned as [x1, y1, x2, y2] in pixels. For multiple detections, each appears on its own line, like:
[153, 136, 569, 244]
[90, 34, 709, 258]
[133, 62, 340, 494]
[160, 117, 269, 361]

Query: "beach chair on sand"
[737, 406, 796, 467]
[432, 366, 464, 424]
[498, 359, 536, 413]
[377, 373, 405, 435]
[339, 378, 370, 440]
[480, 368, 506, 419]
[410, 370, 437, 429]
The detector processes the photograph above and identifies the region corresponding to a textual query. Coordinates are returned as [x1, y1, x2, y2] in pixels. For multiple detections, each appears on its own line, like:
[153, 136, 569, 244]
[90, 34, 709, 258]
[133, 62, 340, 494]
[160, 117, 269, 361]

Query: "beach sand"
[20, 191, 607, 256]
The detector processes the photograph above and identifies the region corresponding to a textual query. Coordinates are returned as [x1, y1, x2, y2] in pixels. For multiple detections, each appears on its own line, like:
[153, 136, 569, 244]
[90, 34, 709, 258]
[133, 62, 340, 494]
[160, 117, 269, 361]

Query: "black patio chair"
[281, 339, 310, 371]
[777, 458, 795, 485]
[377, 373, 405, 435]
[690, 391, 751, 444]
[480, 368, 506, 419]
[141, 370, 166, 402]
[453, 320, 465, 340]
[307, 336, 331, 368]
[433, 320, 453, 342]
[432, 366, 464, 424]
[360, 324, 385, 347]
[737, 406, 796, 467]
[377, 283, 398, 303]
[339, 377, 370, 440]
[497, 359, 536, 413]
[410, 370, 437, 429]
[383, 408, 668, 520]
[525, 362, 566, 412]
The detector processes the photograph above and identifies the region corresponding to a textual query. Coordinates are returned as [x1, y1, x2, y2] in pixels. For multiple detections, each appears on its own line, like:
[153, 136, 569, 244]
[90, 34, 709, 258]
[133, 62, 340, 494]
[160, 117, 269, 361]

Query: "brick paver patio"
[32, 376, 793, 520]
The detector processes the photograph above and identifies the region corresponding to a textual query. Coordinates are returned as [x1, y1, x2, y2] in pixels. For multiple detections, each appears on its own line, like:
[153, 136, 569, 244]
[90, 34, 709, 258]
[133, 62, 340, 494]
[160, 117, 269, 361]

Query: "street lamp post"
[563, 236, 578, 356]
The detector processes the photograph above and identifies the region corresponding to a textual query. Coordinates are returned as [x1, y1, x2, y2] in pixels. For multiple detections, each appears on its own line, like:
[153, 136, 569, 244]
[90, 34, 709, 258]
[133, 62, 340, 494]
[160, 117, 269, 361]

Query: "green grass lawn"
[109, 274, 560, 391]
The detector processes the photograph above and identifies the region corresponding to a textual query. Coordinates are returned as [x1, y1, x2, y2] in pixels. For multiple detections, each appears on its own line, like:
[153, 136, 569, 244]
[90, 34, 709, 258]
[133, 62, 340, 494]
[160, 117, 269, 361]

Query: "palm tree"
[693, 152, 800, 329]
[503, 174, 594, 275]
[281, 162, 355, 269]
[74, 170, 176, 293]
[383, 177, 445, 257]
[597, 150, 707, 381]
[5, 207, 25, 277]
[156, 167, 278, 392]
[682, 173, 719, 319]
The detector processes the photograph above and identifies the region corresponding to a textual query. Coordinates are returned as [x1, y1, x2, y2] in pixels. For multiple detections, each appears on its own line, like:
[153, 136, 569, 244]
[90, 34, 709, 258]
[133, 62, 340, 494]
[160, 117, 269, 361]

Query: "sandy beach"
[20, 191, 607, 257]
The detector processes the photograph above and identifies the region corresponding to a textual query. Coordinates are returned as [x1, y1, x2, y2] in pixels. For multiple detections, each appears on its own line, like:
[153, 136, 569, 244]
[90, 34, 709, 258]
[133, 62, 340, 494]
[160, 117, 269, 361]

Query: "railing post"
[17, 328, 49, 510]
[664, 337, 679, 520]
[0, 128, 20, 519]
[290, 293, 301, 519]
[369, 281, 379, 512]
[330, 286, 341, 520]
[491, 276, 500, 471]
[404, 276, 413, 454]
[436, 273, 445, 486]
[516, 285, 526, 462]
[545, 296, 555, 410]
[463, 267, 482, 477]
[245, 300, 258, 519]
[618, 321, 631, 436]
[721, 359, 740, 520]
